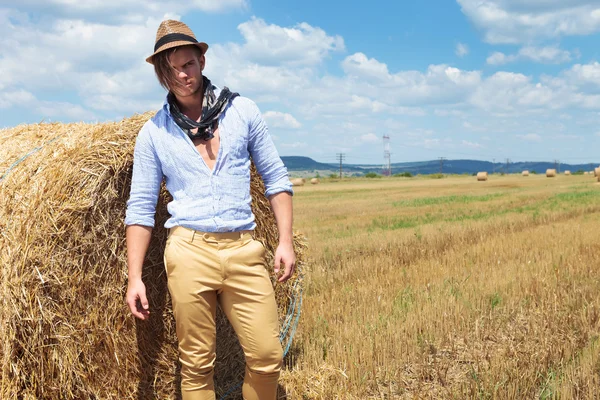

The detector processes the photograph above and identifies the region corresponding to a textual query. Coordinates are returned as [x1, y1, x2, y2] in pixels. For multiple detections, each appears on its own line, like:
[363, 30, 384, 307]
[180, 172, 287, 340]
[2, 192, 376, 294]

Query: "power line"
[336, 153, 345, 179]
[438, 157, 446, 174]
[382, 135, 391, 176]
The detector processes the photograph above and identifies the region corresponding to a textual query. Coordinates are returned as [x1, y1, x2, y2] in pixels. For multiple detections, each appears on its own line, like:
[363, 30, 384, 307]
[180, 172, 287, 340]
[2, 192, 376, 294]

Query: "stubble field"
[279, 173, 600, 399]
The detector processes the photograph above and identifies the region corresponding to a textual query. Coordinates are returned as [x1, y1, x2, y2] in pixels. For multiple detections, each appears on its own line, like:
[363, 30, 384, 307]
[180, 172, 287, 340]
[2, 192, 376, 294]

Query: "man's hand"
[126, 279, 150, 320]
[274, 241, 296, 282]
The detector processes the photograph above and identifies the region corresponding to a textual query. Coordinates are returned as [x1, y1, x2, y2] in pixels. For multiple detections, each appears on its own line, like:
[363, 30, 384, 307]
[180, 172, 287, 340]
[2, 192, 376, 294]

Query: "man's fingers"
[127, 292, 149, 320]
[278, 261, 295, 282]
[127, 298, 142, 319]
[139, 291, 149, 310]
[274, 256, 281, 274]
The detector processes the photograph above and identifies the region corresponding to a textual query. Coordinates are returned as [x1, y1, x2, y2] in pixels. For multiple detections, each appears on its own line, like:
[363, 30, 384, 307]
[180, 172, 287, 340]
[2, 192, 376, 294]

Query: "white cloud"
[519, 46, 572, 63]
[0, 89, 97, 121]
[487, 46, 572, 65]
[7, 0, 246, 22]
[263, 111, 302, 129]
[458, 0, 600, 44]
[487, 52, 514, 65]
[360, 133, 380, 143]
[562, 62, 600, 90]
[342, 52, 390, 80]
[435, 109, 466, 117]
[456, 42, 469, 57]
[335, 57, 482, 107]
[405, 128, 435, 138]
[461, 140, 484, 149]
[281, 141, 308, 148]
[3, 4, 600, 163]
[470, 71, 566, 112]
[36, 101, 98, 121]
[422, 138, 442, 148]
[0, 90, 36, 109]
[234, 18, 345, 66]
[517, 133, 543, 142]
[555, 133, 583, 140]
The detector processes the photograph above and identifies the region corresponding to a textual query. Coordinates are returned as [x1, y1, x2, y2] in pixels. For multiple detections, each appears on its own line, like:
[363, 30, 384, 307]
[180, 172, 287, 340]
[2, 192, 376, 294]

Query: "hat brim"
[146, 41, 208, 64]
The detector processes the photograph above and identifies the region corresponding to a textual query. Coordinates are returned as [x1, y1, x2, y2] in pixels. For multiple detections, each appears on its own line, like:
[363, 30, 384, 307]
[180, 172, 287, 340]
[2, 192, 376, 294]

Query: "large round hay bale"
[564, 170, 571, 176]
[310, 178, 319, 185]
[595, 167, 600, 177]
[290, 178, 305, 186]
[546, 169, 557, 177]
[0, 115, 306, 399]
[476, 172, 488, 181]
[522, 170, 529, 176]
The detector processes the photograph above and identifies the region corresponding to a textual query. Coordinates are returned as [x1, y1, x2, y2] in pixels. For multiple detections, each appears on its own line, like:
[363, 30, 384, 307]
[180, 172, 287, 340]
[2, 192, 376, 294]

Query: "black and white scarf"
[168, 76, 239, 141]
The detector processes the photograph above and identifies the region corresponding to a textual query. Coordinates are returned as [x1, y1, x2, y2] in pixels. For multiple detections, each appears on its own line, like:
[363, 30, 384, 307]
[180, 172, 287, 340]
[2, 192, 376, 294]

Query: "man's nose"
[178, 71, 187, 79]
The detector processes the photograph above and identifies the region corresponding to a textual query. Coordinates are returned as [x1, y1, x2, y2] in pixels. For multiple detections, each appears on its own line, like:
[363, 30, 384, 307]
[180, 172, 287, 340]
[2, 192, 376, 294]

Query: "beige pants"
[164, 226, 283, 400]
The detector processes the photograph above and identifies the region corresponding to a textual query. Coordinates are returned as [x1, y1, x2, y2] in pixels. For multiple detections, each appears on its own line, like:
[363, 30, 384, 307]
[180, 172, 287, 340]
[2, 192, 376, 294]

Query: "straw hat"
[146, 20, 208, 64]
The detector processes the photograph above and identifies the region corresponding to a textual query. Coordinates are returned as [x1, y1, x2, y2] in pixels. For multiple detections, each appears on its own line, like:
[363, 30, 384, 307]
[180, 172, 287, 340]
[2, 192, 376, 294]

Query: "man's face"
[168, 46, 205, 98]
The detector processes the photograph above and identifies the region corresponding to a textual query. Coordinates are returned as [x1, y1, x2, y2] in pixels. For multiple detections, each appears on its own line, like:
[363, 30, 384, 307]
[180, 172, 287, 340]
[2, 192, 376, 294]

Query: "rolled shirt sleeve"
[124, 123, 163, 227]
[246, 101, 294, 198]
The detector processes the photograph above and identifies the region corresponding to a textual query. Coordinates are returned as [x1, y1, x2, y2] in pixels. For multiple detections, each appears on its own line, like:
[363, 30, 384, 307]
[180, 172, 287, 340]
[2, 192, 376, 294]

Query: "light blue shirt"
[124, 90, 293, 232]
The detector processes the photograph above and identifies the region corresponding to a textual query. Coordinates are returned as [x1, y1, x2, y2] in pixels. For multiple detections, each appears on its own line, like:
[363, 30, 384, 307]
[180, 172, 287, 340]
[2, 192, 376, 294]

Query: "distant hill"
[280, 156, 599, 175]
[280, 156, 364, 174]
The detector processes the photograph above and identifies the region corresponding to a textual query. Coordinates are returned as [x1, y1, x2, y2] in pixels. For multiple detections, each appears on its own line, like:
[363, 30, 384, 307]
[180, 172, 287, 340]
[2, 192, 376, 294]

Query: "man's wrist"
[278, 234, 293, 245]
[127, 270, 143, 282]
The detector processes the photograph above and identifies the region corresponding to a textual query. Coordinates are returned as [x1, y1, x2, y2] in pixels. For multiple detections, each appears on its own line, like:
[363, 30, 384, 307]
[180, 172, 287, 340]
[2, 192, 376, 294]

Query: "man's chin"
[175, 87, 199, 97]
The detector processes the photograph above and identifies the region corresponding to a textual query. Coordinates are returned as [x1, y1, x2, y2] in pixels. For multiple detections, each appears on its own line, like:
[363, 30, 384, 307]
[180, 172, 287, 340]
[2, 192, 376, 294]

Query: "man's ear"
[199, 54, 206, 72]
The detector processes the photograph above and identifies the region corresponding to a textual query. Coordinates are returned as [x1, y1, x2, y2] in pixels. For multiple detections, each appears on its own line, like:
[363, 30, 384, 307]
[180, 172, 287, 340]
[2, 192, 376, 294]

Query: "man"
[124, 19, 295, 400]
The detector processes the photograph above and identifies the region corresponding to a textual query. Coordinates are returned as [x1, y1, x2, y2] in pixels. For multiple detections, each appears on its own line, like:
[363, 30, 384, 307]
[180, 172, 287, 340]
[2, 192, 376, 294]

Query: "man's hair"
[153, 45, 203, 92]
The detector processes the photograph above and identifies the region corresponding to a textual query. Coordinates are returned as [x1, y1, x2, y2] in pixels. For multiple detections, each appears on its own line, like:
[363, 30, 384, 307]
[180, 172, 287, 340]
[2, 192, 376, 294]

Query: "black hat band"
[154, 33, 198, 52]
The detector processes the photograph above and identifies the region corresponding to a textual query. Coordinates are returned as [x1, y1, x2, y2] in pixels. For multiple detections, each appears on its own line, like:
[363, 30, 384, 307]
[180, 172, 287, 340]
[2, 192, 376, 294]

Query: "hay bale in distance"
[290, 178, 305, 186]
[564, 170, 571, 176]
[0, 115, 307, 399]
[546, 169, 557, 177]
[476, 172, 488, 181]
[522, 170, 529, 177]
[310, 178, 319, 185]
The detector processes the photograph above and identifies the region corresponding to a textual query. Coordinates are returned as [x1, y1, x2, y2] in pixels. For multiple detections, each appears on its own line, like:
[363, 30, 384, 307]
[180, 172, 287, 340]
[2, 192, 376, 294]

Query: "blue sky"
[2, 1, 600, 165]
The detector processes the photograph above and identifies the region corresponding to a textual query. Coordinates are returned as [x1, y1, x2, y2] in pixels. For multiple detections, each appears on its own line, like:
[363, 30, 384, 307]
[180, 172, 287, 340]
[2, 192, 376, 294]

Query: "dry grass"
[3, 116, 599, 400]
[281, 174, 600, 399]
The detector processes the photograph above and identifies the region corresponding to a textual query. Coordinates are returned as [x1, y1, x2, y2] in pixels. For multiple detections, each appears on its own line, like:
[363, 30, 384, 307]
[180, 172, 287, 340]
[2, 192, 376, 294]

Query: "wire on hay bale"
[310, 178, 319, 185]
[290, 178, 305, 187]
[476, 172, 488, 181]
[546, 169, 557, 177]
[0, 114, 307, 399]
[564, 170, 571, 176]
[522, 170, 529, 177]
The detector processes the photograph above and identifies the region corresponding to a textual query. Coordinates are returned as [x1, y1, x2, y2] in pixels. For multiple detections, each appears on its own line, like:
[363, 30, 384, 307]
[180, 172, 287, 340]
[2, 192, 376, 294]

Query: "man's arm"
[125, 225, 153, 319]
[245, 99, 296, 282]
[124, 123, 163, 319]
[268, 191, 296, 282]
